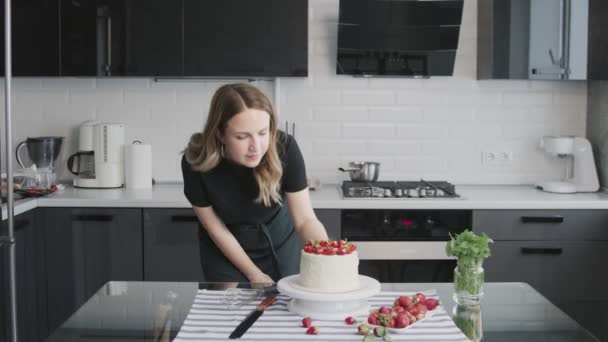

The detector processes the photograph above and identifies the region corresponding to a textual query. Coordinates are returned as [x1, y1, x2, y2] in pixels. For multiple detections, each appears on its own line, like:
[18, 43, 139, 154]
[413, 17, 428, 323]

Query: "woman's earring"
[221, 144, 226, 158]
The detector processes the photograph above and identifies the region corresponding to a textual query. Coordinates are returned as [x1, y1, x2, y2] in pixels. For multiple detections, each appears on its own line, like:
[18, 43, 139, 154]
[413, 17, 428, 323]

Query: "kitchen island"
[46, 282, 599, 342]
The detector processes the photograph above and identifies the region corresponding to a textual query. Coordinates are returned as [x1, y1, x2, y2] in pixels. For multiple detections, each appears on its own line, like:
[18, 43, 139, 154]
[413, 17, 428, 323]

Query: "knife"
[229, 295, 277, 339]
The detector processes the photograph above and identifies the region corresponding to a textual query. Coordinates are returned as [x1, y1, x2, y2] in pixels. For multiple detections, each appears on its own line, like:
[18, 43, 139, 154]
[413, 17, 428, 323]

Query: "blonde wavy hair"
[184, 83, 283, 207]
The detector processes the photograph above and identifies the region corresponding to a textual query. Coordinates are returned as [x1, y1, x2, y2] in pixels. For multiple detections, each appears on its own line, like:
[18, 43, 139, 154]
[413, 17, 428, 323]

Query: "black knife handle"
[229, 310, 263, 339]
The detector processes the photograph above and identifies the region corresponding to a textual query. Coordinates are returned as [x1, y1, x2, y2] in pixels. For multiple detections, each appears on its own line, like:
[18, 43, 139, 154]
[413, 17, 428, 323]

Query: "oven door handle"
[354, 241, 454, 260]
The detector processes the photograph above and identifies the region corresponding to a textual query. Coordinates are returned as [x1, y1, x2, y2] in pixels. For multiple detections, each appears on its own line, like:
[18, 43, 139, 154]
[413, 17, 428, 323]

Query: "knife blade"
[229, 295, 277, 339]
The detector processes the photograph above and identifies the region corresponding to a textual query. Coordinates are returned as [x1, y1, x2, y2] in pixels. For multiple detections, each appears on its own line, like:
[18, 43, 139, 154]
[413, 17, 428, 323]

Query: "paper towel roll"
[125, 143, 152, 189]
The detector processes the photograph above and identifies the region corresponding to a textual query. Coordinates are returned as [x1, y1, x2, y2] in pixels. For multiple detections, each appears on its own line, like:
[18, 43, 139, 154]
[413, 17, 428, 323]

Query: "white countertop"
[3, 183, 608, 220]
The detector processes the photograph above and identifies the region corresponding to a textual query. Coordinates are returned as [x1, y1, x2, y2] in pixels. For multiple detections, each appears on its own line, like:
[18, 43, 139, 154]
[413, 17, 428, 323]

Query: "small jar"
[452, 258, 484, 306]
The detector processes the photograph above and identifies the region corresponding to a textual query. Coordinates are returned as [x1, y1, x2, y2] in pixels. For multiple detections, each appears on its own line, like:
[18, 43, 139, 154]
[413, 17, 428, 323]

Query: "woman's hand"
[247, 270, 274, 285]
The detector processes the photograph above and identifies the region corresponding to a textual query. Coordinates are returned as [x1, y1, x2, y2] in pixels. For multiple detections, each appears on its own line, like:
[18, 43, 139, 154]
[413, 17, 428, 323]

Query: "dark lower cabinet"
[0, 210, 47, 342]
[475, 210, 608, 342]
[143, 209, 204, 281]
[41, 207, 143, 335]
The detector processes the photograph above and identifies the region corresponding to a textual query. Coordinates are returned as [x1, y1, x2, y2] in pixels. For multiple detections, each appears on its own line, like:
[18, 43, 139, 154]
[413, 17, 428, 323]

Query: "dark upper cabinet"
[61, 0, 182, 76]
[478, 0, 608, 80]
[183, 0, 308, 77]
[0, 0, 60, 76]
[60, 0, 126, 76]
[123, 0, 182, 76]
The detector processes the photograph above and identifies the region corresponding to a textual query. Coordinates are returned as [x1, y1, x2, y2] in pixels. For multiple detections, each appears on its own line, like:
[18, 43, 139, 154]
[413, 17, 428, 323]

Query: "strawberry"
[397, 295, 412, 308]
[414, 293, 426, 303]
[389, 318, 396, 328]
[425, 298, 439, 310]
[302, 317, 312, 328]
[337, 249, 345, 255]
[395, 313, 410, 329]
[367, 311, 379, 325]
[407, 305, 419, 317]
[344, 316, 356, 325]
[315, 248, 324, 255]
[305, 241, 312, 247]
[305, 326, 318, 335]
[415, 303, 427, 314]
[392, 305, 405, 314]
[323, 248, 336, 255]
[357, 323, 370, 336]
[379, 306, 390, 315]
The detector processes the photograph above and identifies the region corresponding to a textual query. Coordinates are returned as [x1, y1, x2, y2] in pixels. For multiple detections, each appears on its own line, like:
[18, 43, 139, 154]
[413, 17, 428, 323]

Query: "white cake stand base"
[277, 274, 381, 320]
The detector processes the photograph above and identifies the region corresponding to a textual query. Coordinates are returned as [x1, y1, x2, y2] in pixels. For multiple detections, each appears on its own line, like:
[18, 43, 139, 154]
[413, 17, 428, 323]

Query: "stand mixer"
[536, 136, 600, 193]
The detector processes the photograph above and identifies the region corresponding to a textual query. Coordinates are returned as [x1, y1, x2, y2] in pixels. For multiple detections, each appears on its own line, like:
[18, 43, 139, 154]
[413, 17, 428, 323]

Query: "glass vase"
[452, 258, 484, 306]
[452, 304, 483, 342]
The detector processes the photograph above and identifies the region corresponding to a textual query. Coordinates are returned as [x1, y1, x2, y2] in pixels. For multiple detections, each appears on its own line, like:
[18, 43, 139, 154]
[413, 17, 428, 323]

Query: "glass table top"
[46, 282, 599, 342]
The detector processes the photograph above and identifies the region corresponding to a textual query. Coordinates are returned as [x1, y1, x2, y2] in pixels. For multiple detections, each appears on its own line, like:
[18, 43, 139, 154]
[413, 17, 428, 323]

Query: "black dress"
[181, 131, 307, 282]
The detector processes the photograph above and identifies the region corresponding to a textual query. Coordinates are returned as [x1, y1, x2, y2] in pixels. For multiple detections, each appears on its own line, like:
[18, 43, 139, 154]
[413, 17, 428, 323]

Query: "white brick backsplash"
[97, 104, 149, 122]
[475, 106, 527, 122]
[312, 140, 366, 156]
[342, 90, 395, 105]
[69, 88, 123, 106]
[368, 107, 423, 122]
[394, 157, 445, 172]
[1, 0, 589, 185]
[423, 107, 474, 121]
[124, 89, 176, 106]
[397, 90, 449, 105]
[343, 124, 394, 139]
[366, 141, 420, 156]
[286, 89, 340, 105]
[503, 124, 550, 140]
[12, 78, 43, 89]
[449, 124, 503, 139]
[503, 92, 553, 105]
[369, 78, 424, 89]
[447, 90, 502, 105]
[553, 92, 587, 106]
[312, 107, 367, 122]
[15, 89, 68, 106]
[397, 125, 449, 139]
[42, 78, 95, 89]
[300, 122, 340, 139]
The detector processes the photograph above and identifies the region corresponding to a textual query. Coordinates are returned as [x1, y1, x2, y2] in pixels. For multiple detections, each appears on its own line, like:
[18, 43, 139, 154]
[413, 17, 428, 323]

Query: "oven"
[341, 209, 472, 283]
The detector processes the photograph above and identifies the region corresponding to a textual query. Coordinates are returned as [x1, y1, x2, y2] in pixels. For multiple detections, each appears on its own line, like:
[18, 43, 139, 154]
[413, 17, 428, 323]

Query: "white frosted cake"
[298, 240, 360, 292]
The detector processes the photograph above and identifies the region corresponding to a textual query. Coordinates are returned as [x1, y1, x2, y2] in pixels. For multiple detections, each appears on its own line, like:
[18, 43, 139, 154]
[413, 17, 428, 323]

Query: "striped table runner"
[174, 290, 470, 341]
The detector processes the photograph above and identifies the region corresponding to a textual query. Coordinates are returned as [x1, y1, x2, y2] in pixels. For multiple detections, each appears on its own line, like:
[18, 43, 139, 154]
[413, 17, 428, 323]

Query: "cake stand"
[277, 274, 381, 320]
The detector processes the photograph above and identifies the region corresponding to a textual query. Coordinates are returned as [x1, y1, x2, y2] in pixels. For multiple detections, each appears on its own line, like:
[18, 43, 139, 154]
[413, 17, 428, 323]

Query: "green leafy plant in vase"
[446, 230, 493, 306]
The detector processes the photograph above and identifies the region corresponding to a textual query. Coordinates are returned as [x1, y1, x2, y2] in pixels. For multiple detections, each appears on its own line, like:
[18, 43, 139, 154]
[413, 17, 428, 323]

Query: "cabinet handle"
[521, 247, 563, 255]
[170, 215, 198, 223]
[520, 216, 563, 224]
[73, 215, 114, 222]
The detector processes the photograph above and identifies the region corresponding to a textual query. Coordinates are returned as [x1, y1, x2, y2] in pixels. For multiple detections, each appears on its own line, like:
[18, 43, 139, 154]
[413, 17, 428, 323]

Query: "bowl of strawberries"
[364, 292, 441, 334]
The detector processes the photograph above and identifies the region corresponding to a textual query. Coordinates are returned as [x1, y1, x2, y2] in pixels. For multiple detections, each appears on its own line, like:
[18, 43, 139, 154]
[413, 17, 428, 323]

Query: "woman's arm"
[192, 205, 273, 283]
[285, 188, 329, 242]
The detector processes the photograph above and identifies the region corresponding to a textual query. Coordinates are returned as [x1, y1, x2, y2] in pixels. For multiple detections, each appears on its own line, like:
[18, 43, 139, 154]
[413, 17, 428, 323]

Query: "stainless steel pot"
[339, 161, 380, 182]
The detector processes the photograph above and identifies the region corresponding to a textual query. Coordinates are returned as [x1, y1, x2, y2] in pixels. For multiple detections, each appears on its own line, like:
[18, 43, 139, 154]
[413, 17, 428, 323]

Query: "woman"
[182, 83, 329, 283]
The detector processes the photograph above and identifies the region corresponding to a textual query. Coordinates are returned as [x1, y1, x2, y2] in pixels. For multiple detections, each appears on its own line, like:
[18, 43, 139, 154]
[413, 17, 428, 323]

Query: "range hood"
[337, 0, 464, 77]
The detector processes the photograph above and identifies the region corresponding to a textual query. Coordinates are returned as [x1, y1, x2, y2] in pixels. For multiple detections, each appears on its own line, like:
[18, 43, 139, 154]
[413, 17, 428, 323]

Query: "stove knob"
[395, 188, 403, 197]
[384, 188, 392, 197]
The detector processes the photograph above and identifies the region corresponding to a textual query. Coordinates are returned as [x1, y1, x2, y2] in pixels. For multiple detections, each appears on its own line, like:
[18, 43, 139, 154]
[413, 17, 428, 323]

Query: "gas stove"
[341, 180, 460, 199]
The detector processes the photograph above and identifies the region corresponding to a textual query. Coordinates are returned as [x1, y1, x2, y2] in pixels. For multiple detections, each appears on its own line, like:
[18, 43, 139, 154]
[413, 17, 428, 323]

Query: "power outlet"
[482, 151, 514, 165]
